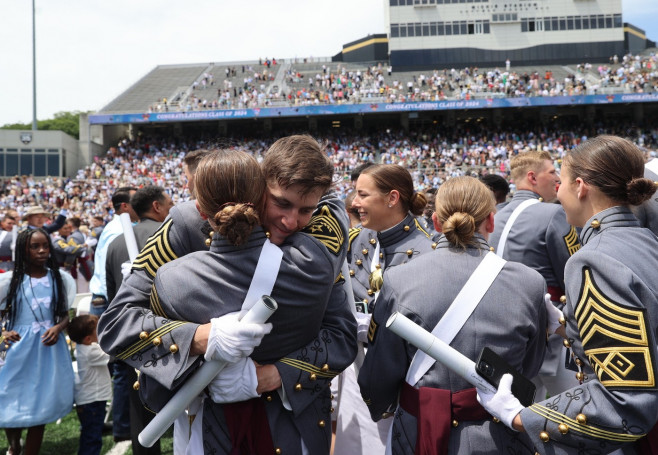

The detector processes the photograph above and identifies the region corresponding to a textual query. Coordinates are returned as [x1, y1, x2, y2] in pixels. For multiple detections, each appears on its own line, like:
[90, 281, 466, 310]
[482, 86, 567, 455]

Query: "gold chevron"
[279, 358, 338, 378]
[563, 226, 581, 256]
[116, 320, 188, 360]
[528, 403, 644, 442]
[414, 218, 430, 238]
[150, 284, 166, 318]
[132, 219, 178, 278]
[368, 316, 378, 343]
[302, 205, 344, 256]
[575, 267, 655, 388]
[348, 227, 361, 252]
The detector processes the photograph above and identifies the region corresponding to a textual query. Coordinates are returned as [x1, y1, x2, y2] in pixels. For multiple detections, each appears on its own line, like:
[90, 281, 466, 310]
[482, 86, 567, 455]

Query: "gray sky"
[1, 0, 655, 127]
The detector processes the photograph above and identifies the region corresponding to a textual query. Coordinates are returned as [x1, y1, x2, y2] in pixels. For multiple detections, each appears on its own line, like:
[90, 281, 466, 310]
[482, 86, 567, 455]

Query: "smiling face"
[352, 174, 392, 232]
[534, 159, 560, 202]
[261, 182, 323, 245]
[557, 162, 586, 227]
[27, 231, 50, 269]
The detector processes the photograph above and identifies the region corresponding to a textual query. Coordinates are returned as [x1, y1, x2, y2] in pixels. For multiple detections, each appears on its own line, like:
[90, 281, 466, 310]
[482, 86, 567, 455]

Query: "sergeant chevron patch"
[302, 205, 343, 256]
[348, 227, 361, 252]
[575, 267, 656, 388]
[563, 226, 581, 256]
[132, 219, 178, 278]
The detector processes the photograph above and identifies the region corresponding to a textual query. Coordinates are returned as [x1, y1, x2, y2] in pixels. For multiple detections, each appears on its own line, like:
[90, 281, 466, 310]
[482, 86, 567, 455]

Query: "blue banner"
[88, 92, 658, 125]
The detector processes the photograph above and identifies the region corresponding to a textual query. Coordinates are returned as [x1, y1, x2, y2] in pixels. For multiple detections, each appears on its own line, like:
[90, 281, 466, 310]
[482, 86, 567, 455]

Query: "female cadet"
[478, 135, 658, 454]
[357, 176, 548, 455]
[335, 164, 436, 454]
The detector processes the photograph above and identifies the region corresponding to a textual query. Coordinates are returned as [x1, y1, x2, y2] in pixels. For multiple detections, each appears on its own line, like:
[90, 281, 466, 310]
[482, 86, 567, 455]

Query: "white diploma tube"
[138, 295, 278, 448]
[386, 312, 496, 394]
[119, 212, 139, 262]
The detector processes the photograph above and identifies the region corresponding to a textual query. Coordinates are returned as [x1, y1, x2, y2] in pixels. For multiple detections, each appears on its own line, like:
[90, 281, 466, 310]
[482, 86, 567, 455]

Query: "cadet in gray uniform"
[0, 214, 17, 271]
[359, 177, 547, 455]
[98, 138, 357, 455]
[489, 150, 580, 398]
[632, 159, 658, 236]
[479, 136, 658, 454]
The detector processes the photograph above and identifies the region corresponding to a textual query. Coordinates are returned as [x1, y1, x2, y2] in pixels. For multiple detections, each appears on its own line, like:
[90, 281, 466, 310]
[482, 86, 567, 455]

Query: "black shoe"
[102, 422, 113, 434]
[113, 435, 131, 443]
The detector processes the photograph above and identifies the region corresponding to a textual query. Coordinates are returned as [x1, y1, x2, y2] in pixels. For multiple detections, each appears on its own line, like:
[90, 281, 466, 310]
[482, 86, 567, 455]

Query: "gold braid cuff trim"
[116, 320, 188, 360]
[528, 403, 644, 442]
[279, 358, 338, 378]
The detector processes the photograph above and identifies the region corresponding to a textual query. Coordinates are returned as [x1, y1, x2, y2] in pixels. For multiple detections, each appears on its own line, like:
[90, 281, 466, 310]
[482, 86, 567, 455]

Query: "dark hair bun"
[409, 192, 428, 216]
[626, 178, 657, 206]
[213, 204, 260, 246]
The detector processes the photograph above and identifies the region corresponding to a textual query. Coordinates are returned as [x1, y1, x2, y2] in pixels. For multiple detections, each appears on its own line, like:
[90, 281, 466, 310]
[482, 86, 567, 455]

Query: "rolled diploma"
[119, 212, 139, 262]
[386, 312, 496, 394]
[138, 295, 278, 447]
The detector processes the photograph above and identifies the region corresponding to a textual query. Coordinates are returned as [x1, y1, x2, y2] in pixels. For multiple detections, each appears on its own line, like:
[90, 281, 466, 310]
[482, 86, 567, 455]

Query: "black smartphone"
[476, 347, 536, 407]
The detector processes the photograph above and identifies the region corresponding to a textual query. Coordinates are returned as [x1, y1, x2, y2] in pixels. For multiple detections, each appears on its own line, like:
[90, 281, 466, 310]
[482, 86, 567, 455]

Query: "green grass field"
[0, 410, 173, 455]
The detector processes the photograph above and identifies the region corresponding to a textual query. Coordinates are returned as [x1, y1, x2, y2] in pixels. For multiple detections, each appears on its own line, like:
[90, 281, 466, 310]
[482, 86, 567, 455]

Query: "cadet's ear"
[485, 211, 495, 233]
[575, 177, 589, 200]
[432, 212, 442, 232]
[195, 201, 209, 220]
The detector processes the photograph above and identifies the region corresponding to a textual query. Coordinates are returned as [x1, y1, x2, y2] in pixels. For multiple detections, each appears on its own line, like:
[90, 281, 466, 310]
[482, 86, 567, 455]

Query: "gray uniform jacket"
[521, 206, 658, 455]
[347, 214, 435, 310]
[358, 234, 547, 455]
[52, 233, 86, 271]
[98, 195, 357, 455]
[489, 190, 579, 291]
[105, 218, 163, 303]
[631, 165, 658, 236]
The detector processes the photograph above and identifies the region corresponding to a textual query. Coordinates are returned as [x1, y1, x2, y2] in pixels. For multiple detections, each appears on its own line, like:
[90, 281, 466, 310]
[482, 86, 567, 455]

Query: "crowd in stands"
[145, 52, 658, 113]
[1, 122, 657, 229]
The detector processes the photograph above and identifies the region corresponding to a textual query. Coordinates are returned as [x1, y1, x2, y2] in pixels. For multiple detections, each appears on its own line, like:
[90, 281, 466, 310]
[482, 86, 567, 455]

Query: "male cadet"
[489, 150, 580, 398]
[87, 216, 106, 252]
[182, 148, 211, 198]
[69, 217, 93, 293]
[98, 136, 357, 455]
[105, 185, 173, 455]
[0, 212, 17, 271]
[481, 173, 510, 210]
[52, 220, 87, 281]
[88, 187, 138, 317]
[633, 151, 658, 236]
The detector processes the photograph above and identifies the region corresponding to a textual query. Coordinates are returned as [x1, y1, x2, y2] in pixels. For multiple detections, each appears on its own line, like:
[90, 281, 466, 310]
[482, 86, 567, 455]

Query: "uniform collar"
[580, 206, 639, 246]
[377, 214, 422, 248]
[512, 190, 542, 202]
[209, 226, 268, 253]
[435, 232, 491, 252]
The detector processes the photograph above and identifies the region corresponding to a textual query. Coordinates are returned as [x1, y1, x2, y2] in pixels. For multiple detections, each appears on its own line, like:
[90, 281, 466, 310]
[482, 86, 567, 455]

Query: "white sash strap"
[0, 231, 8, 249]
[186, 238, 283, 455]
[496, 198, 540, 258]
[370, 241, 381, 301]
[404, 252, 506, 386]
[646, 159, 658, 176]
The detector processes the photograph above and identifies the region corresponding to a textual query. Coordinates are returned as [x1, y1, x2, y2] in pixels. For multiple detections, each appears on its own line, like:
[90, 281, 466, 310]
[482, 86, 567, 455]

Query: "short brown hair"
[68, 314, 99, 344]
[262, 135, 333, 195]
[564, 135, 657, 206]
[510, 150, 552, 184]
[361, 164, 427, 216]
[435, 177, 495, 249]
[195, 150, 266, 246]
[183, 149, 214, 174]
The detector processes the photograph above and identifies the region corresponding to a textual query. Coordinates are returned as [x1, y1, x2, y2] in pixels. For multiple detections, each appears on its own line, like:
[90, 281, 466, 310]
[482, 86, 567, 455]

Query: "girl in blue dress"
[0, 228, 75, 455]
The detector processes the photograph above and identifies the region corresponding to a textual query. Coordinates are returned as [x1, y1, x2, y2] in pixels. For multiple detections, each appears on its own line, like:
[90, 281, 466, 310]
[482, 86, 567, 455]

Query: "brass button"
[362, 248, 369, 255]
[563, 339, 571, 348]
[330, 394, 335, 400]
[330, 407, 335, 413]
[369, 238, 376, 244]
[208, 230, 215, 238]
[318, 420, 326, 428]
[367, 289, 374, 296]
[379, 253, 383, 259]
[539, 431, 550, 442]
[139, 331, 149, 340]
[204, 238, 211, 247]
[492, 417, 500, 423]
[558, 423, 569, 434]
[294, 383, 302, 392]
[560, 295, 567, 304]
[265, 232, 271, 238]
[310, 373, 317, 381]
[356, 259, 363, 266]
[321, 364, 330, 372]
[152, 337, 162, 346]
[431, 242, 437, 249]
[591, 219, 601, 229]
[266, 394, 273, 402]
[538, 197, 544, 202]
[169, 344, 179, 354]
[489, 246, 494, 252]
[275, 448, 282, 455]
[576, 413, 587, 425]
[451, 419, 459, 427]
[406, 249, 413, 257]
[558, 315, 566, 326]
[576, 371, 585, 381]
[133, 381, 140, 391]
[375, 263, 381, 269]
[575, 358, 583, 366]
[349, 270, 355, 276]
[403, 225, 410, 231]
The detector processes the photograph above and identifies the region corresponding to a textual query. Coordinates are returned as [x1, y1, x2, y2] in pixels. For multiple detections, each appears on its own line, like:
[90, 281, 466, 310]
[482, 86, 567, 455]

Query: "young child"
[68, 314, 112, 455]
[0, 228, 75, 455]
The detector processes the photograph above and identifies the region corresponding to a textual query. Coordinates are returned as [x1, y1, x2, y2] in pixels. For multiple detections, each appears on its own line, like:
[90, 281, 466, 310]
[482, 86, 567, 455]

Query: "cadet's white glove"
[121, 261, 133, 280]
[476, 374, 524, 429]
[545, 293, 564, 334]
[208, 357, 259, 403]
[355, 312, 371, 343]
[204, 312, 272, 363]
